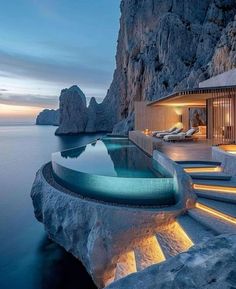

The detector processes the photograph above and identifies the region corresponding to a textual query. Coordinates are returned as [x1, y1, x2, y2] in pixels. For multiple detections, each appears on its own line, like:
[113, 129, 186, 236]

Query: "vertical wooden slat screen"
[207, 99, 213, 140]
[210, 88, 236, 145]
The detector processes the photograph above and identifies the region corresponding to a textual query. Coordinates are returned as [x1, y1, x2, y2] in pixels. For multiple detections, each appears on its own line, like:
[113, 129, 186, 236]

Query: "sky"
[0, 0, 120, 123]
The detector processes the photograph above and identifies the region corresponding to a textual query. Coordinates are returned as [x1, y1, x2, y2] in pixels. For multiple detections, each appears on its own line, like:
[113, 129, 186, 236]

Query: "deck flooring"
[158, 140, 212, 161]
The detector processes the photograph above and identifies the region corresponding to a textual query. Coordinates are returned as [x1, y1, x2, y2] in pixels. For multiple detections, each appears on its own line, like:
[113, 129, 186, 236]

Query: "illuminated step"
[193, 183, 236, 193]
[189, 172, 231, 181]
[184, 166, 222, 173]
[197, 198, 236, 218]
[195, 189, 236, 204]
[114, 251, 137, 281]
[177, 214, 216, 243]
[188, 206, 236, 234]
[176, 161, 222, 173]
[134, 236, 165, 271]
[156, 221, 193, 258]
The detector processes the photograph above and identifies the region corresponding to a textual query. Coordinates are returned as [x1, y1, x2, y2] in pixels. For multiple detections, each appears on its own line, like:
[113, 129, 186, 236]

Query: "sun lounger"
[155, 127, 183, 138]
[163, 128, 197, 141]
[152, 126, 177, 136]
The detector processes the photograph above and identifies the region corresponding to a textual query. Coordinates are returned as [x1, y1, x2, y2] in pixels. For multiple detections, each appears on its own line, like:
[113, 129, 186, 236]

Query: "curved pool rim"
[51, 137, 178, 206]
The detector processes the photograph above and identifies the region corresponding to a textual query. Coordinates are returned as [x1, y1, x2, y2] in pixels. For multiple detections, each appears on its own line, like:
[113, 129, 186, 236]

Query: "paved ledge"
[129, 130, 162, 156]
[212, 146, 236, 176]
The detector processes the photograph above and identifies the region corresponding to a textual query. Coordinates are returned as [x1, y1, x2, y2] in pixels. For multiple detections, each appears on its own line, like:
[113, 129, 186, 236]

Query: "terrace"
[32, 70, 236, 288]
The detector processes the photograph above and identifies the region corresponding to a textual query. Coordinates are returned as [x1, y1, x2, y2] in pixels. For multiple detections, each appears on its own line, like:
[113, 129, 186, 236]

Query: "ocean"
[0, 125, 104, 289]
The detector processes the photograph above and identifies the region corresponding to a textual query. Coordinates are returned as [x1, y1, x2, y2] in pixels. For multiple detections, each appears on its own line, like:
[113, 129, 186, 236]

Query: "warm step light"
[184, 166, 222, 173]
[193, 183, 236, 193]
[114, 250, 137, 281]
[196, 202, 236, 225]
[157, 221, 194, 257]
[135, 236, 165, 271]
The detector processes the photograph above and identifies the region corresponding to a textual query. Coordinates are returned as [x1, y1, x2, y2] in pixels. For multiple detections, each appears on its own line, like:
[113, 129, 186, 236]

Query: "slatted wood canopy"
[146, 86, 236, 145]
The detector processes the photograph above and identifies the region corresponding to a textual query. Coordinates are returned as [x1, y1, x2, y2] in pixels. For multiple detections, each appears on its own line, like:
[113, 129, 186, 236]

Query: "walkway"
[110, 149, 236, 285]
[158, 140, 212, 161]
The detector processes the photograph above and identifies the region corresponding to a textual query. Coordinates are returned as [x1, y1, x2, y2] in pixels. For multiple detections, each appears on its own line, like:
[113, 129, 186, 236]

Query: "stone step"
[177, 214, 216, 244]
[177, 161, 222, 174]
[134, 236, 165, 271]
[156, 221, 193, 259]
[195, 189, 236, 204]
[189, 172, 231, 181]
[193, 176, 236, 189]
[114, 251, 137, 281]
[197, 198, 236, 218]
[188, 207, 236, 234]
[176, 161, 221, 168]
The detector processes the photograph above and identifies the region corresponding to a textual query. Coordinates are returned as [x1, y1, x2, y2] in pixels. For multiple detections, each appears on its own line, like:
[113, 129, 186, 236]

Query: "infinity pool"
[52, 137, 176, 206]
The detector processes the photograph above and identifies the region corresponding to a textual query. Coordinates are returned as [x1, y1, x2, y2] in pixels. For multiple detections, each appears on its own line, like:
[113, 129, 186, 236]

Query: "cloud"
[0, 91, 106, 108]
[0, 93, 58, 108]
[0, 49, 113, 89]
[0, 88, 8, 91]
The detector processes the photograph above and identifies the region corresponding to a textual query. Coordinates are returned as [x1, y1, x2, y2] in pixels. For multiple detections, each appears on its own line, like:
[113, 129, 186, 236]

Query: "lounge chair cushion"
[155, 127, 182, 138]
[163, 132, 186, 141]
[152, 126, 176, 136]
[186, 128, 196, 137]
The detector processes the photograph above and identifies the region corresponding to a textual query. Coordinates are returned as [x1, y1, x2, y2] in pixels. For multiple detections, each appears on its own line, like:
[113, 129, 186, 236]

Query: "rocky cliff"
[109, 0, 236, 133]
[56, 0, 236, 135]
[36, 109, 59, 126]
[55, 86, 87, 135]
[55, 85, 117, 134]
[107, 234, 236, 289]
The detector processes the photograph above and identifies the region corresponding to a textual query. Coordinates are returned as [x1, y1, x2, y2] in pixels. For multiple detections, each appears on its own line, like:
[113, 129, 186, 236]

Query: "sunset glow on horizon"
[0, 0, 120, 123]
[0, 104, 45, 123]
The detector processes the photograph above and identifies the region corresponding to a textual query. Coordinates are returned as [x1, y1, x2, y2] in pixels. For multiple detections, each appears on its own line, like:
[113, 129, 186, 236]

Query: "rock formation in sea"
[55, 86, 118, 135]
[55, 85, 87, 135]
[85, 95, 117, 133]
[36, 109, 59, 126]
[55, 1, 236, 135]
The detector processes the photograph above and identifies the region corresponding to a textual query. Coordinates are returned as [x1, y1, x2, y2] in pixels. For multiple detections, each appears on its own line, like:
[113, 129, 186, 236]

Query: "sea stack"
[36, 109, 59, 126]
[55, 85, 88, 135]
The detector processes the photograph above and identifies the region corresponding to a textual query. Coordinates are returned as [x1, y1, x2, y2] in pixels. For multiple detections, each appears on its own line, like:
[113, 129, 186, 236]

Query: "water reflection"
[37, 236, 96, 289]
[61, 147, 86, 159]
[56, 137, 163, 178]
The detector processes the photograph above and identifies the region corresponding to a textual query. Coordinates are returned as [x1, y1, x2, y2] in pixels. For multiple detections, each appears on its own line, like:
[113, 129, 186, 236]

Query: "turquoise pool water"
[52, 137, 176, 206]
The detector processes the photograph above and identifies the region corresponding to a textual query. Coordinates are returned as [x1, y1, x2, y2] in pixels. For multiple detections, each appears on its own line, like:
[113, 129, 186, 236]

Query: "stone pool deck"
[129, 130, 212, 161]
[159, 140, 213, 161]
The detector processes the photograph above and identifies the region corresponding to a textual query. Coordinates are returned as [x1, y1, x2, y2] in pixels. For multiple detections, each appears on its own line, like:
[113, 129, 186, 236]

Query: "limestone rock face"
[107, 234, 236, 289]
[55, 86, 118, 134]
[36, 109, 59, 126]
[31, 149, 196, 288]
[31, 164, 185, 288]
[55, 1, 236, 135]
[210, 15, 236, 75]
[55, 85, 87, 135]
[105, 0, 236, 134]
[85, 96, 116, 133]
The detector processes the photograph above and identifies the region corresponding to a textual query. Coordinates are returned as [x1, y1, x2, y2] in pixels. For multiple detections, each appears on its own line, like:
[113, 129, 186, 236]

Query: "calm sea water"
[0, 125, 104, 289]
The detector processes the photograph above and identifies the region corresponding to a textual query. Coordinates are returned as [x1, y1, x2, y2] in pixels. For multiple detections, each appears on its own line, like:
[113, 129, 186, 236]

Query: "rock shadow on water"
[37, 236, 97, 289]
